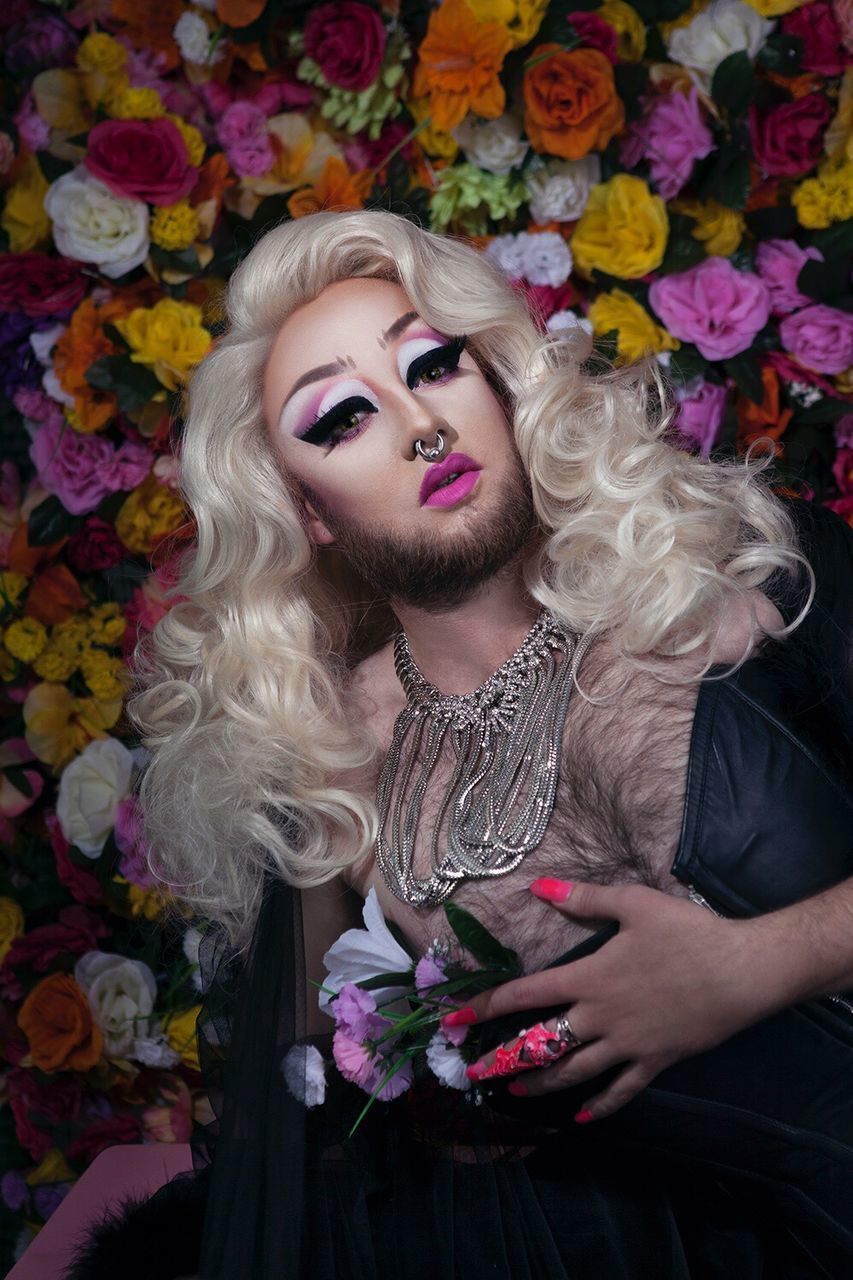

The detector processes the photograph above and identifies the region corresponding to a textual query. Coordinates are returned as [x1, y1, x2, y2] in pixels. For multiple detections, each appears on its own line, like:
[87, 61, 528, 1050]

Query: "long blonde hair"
[129, 209, 807, 952]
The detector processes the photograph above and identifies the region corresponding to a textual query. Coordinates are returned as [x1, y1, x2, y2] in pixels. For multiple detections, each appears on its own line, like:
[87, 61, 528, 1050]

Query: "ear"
[302, 498, 336, 547]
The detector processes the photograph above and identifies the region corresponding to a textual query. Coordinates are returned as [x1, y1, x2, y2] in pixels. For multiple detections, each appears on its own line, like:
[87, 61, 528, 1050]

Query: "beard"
[302, 449, 537, 612]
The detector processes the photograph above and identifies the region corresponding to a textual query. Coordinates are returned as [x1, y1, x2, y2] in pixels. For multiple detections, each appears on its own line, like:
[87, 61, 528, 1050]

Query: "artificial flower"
[426, 1030, 470, 1089]
[0, 254, 86, 319]
[74, 950, 157, 1056]
[466, 0, 550, 47]
[428, 163, 526, 233]
[4, 617, 48, 664]
[173, 12, 225, 67]
[84, 118, 197, 206]
[320, 886, 413, 1014]
[793, 157, 853, 227]
[673, 197, 746, 256]
[44, 168, 150, 280]
[524, 155, 601, 223]
[649, 256, 771, 361]
[523, 45, 625, 160]
[567, 11, 619, 61]
[55, 736, 135, 857]
[216, 102, 275, 179]
[571, 174, 668, 278]
[782, 1, 847, 74]
[164, 1004, 202, 1071]
[742, 0, 808, 16]
[674, 379, 729, 455]
[23, 681, 121, 771]
[735, 363, 792, 453]
[17, 972, 104, 1073]
[411, 0, 513, 133]
[452, 112, 528, 175]
[755, 239, 825, 314]
[116, 297, 211, 390]
[114, 475, 186, 556]
[621, 89, 715, 201]
[150, 199, 202, 252]
[779, 303, 853, 375]
[0, 899, 25, 966]
[0, 155, 50, 253]
[666, 0, 774, 81]
[281, 1043, 327, 1107]
[750, 94, 834, 178]
[303, 2, 387, 91]
[597, 0, 647, 61]
[588, 289, 680, 363]
[287, 155, 370, 218]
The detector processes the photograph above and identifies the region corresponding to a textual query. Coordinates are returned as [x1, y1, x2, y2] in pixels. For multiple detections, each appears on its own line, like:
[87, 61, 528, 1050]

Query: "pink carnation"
[649, 258, 771, 361]
[100, 438, 152, 492]
[621, 89, 715, 201]
[674, 380, 728, 456]
[332, 1029, 380, 1088]
[215, 101, 274, 178]
[29, 418, 114, 515]
[755, 239, 824, 315]
[779, 303, 853, 375]
[567, 11, 618, 61]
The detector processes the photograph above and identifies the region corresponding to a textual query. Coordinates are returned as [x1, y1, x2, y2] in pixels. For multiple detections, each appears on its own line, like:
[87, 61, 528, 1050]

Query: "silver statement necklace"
[374, 609, 593, 907]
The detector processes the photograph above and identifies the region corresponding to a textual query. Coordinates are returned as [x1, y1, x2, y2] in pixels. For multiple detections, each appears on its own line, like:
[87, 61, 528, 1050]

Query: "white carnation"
[518, 231, 573, 287]
[281, 1043, 327, 1108]
[44, 168, 149, 280]
[483, 232, 527, 281]
[75, 952, 158, 1057]
[426, 1032, 470, 1091]
[525, 155, 601, 223]
[546, 311, 594, 336]
[666, 0, 774, 81]
[56, 736, 135, 857]
[451, 113, 528, 176]
[133, 1032, 181, 1068]
[173, 12, 225, 65]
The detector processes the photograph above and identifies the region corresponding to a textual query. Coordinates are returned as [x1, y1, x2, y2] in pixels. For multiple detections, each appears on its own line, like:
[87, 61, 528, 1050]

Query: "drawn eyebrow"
[279, 311, 420, 416]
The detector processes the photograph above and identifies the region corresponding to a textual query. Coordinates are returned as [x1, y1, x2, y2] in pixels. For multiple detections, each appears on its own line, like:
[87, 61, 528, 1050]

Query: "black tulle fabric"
[188, 501, 853, 1280]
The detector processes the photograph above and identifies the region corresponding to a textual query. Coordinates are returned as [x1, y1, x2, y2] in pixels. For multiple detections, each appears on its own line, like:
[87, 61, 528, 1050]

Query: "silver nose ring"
[414, 432, 446, 462]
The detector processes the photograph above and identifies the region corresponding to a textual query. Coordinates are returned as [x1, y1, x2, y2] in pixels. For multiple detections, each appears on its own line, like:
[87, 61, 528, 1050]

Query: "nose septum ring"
[414, 431, 446, 462]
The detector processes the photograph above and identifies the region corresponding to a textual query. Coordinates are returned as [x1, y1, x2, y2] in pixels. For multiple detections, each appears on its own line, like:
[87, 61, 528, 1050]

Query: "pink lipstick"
[419, 452, 482, 508]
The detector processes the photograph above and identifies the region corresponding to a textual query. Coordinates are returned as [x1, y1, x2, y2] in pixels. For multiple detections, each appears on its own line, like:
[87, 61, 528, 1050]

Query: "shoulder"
[347, 639, 406, 746]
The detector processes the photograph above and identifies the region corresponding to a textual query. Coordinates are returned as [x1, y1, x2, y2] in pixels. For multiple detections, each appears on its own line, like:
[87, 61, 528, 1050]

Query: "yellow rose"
[23, 682, 121, 771]
[1, 154, 50, 253]
[115, 298, 212, 391]
[4, 617, 48, 664]
[108, 86, 165, 120]
[115, 475, 186, 556]
[741, 0, 806, 14]
[165, 1005, 202, 1072]
[588, 289, 679, 364]
[598, 0, 647, 61]
[466, 0, 549, 46]
[150, 200, 201, 252]
[0, 897, 24, 965]
[76, 33, 128, 76]
[572, 174, 668, 279]
[673, 197, 745, 256]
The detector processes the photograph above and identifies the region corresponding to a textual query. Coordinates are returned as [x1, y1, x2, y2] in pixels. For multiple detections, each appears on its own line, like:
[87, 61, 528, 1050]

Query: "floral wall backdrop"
[0, 0, 850, 1266]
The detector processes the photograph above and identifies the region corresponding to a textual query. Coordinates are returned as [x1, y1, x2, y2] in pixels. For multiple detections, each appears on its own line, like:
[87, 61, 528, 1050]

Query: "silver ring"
[414, 431, 446, 462]
[554, 1012, 582, 1050]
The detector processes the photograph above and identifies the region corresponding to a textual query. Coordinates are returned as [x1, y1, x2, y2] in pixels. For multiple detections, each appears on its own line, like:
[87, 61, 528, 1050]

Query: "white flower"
[666, 0, 774, 82]
[518, 231, 573, 287]
[29, 324, 65, 367]
[426, 1031, 470, 1091]
[281, 1043, 327, 1107]
[451, 113, 528, 176]
[173, 12, 225, 65]
[133, 1031, 181, 1068]
[44, 168, 150, 280]
[320, 887, 413, 1015]
[525, 155, 601, 224]
[74, 952, 158, 1056]
[546, 310, 594, 336]
[182, 926, 205, 992]
[56, 737, 135, 857]
[483, 232, 527, 281]
[42, 368, 74, 407]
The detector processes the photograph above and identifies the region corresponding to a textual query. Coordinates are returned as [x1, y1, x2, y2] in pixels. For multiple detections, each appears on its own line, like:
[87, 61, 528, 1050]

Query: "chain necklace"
[374, 609, 593, 907]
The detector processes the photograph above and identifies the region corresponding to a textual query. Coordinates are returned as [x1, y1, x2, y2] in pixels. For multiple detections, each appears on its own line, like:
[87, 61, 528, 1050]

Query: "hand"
[445, 879, 792, 1123]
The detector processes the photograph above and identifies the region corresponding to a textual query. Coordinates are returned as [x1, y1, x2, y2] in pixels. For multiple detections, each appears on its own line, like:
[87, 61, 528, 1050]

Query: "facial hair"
[303, 449, 537, 612]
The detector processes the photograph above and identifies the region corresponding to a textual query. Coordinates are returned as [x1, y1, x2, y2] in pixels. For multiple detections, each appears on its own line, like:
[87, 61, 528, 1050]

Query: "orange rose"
[523, 44, 625, 160]
[18, 973, 104, 1073]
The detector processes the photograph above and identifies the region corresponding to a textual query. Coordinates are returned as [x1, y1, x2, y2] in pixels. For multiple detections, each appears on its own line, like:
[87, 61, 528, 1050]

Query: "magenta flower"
[414, 951, 447, 995]
[779, 304, 853, 376]
[215, 101, 275, 178]
[622, 89, 715, 200]
[304, 2, 387, 91]
[674, 380, 729, 456]
[755, 239, 824, 315]
[649, 258, 771, 361]
[29, 419, 114, 515]
[567, 11, 618, 61]
[332, 982, 389, 1041]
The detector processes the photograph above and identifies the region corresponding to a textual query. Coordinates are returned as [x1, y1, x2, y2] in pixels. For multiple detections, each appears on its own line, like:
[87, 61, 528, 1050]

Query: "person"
[65, 209, 853, 1280]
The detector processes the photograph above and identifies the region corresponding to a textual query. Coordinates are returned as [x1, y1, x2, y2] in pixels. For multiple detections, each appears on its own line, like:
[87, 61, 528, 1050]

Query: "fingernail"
[466, 1062, 486, 1081]
[442, 1006, 478, 1028]
[530, 877, 574, 903]
[574, 1109, 594, 1125]
[507, 1080, 527, 1097]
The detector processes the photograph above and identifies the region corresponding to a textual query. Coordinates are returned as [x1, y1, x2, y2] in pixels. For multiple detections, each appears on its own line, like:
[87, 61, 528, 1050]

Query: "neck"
[390, 556, 541, 695]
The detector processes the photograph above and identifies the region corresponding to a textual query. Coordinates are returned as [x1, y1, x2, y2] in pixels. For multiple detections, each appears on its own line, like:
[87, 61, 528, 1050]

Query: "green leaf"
[723, 352, 764, 404]
[3, 766, 35, 799]
[796, 258, 849, 304]
[614, 64, 649, 122]
[659, 232, 706, 276]
[698, 144, 751, 210]
[149, 244, 200, 275]
[711, 52, 755, 115]
[358, 969, 415, 992]
[757, 33, 803, 75]
[27, 495, 82, 546]
[744, 205, 798, 240]
[810, 221, 853, 260]
[790, 397, 852, 427]
[667, 344, 708, 386]
[443, 902, 521, 975]
[86, 355, 162, 413]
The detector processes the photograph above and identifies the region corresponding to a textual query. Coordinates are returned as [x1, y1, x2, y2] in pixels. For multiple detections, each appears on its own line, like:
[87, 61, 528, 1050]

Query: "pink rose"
[304, 2, 386, 91]
[673, 380, 729, 456]
[84, 117, 197, 206]
[567, 11, 618, 61]
[749, 94, 833, 178]
[779, 303, 853, 375]
[649, 257, 771, 361]
[14, 90, 50, 152]
[755, 238, 824, 315]
[621, 89, 715, 201]
[215, 101, 274, 178]
[0, 253, 86, 318]
[782, 1, 847, 73]
[29, 419, 113, 515]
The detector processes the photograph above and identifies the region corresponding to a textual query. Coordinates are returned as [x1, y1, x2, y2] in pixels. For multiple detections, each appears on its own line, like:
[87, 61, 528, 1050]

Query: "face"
[263, 277, 535, 609]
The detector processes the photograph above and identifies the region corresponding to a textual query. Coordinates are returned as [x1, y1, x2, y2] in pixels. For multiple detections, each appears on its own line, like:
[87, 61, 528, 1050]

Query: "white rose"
[483, 232, 527, 280]
[518, 231, 573, 287]
[525, 155, 601, 223]
[666, 0, 774, 81]
[173, 11, 226, 65]
[451, 113, 528, 176]
[56, 736, 135, 857]
[44, 169, 150, 280]
[75, 952, 158, 1056]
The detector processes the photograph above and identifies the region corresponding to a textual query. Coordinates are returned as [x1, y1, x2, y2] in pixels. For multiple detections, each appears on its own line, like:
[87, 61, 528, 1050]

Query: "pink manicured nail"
[466, 1062, 486, 1081]
[530, 877, 574, 903]
[574, 1109, 594, 1125]
[442, 1006, 478, 1028]
[507, 1080, 527, 1097]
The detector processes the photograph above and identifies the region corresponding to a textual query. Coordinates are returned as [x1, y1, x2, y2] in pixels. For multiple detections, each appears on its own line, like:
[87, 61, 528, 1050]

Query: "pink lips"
[419, 452, 482, 508]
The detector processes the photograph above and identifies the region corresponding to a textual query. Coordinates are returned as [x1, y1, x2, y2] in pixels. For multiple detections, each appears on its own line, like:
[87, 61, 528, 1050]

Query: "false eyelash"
[405, 334, 468, 391]
[297, 395, 376, 447]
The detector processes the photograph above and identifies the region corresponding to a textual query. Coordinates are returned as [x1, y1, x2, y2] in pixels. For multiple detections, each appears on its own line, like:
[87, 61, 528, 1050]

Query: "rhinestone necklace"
[374, 609, 593, 907]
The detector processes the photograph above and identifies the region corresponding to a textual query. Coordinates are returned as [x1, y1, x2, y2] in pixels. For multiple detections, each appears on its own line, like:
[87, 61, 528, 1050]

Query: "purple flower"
[0, 312, 42, 399]
[100, 439, 152, 493]
[621, 90, 715, 201]
[649, 257, 771, 361]
[33, 1184, 71, 1220]
[779, 304, 853, 376]
[115, 797, 158, 888]
[3, 14, 78, 76]
[0, 1171, 28, 1214]
[755, 239, 824, 315]
[414, 950, 447, 995]
[674, 379, 729, 456]
[29, 418, 114, 516]
[332, 983, 389, 1042]
[14, 91, 51, 153]
[215, 102, 274, 179]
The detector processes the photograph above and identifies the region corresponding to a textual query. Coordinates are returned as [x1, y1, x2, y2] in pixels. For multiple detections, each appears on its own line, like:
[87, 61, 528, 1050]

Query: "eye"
[298, 396, 376, 449]
[401, 335, 468, 391]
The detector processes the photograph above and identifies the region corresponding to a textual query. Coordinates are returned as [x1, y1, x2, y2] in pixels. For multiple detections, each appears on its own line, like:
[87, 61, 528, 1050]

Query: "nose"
[396, 386, 454, 461]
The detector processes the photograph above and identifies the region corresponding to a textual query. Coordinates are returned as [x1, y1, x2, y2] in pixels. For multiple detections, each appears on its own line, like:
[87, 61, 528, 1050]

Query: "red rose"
[84, 118, 197, 206]
[66, 1113, 141, 1165]
[66, 516, 125, 573]
[45, 811, 104, 907]
[304, 2, 386, 91]
[750, 94, 833, 177]
[8, 1067, 83, 1161]
[0, 253, 86, 317]
[782, 2, 846, 75]
[0, 906, 110, 986]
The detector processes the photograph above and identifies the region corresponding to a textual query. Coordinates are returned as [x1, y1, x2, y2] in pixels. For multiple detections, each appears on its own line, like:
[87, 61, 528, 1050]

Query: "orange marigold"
[287, 156, 372, 219]
[523, 44, 625, 160]
[411, 0, 513, 133]
[53, 298, 118, 434]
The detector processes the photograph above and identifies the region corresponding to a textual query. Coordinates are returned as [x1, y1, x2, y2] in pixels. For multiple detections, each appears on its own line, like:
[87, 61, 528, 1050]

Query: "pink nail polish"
[466, 1062, 486, 1081]
[507, 1080, 527, 1096]
[574, 1109, 594, 1125]
[442, 1006, 478, 1028]
[530, 877, 574, 903]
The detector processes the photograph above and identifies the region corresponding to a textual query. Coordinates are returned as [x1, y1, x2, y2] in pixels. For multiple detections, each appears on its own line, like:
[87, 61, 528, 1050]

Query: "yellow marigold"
[115, 475, 186, 556]
[88, 603, 127, 646]
[797, 158, 853, 226]
[0, 897, 24, 966]
[0, 572, 28, 608]
[598, 0, 647, 61]
[166, 114, 206, 167]
[673, 197, 745, 256]
[411, 0, 513, 132]
[32, 647, 76, 682]
[466, 0, 549, 46]
[127, 882, 170, 921]
[150, 200, 201, 251]
[165, 1005, 202, 1072]
[79, 650, 128, 701]
[572, 174, 668, 279]
[52, 615, 90, 659]
[793, 175, 834, 228]
[115, 298, 212, 391]
[4, 617, 48, 664]
[23, 681, 121, 770]
[588, 289, 680, 364]
[1, 154, 50, 253]
[76, 33, 128, 76]
[742, 0, 807, 13]
[108, 86, 165, 119]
